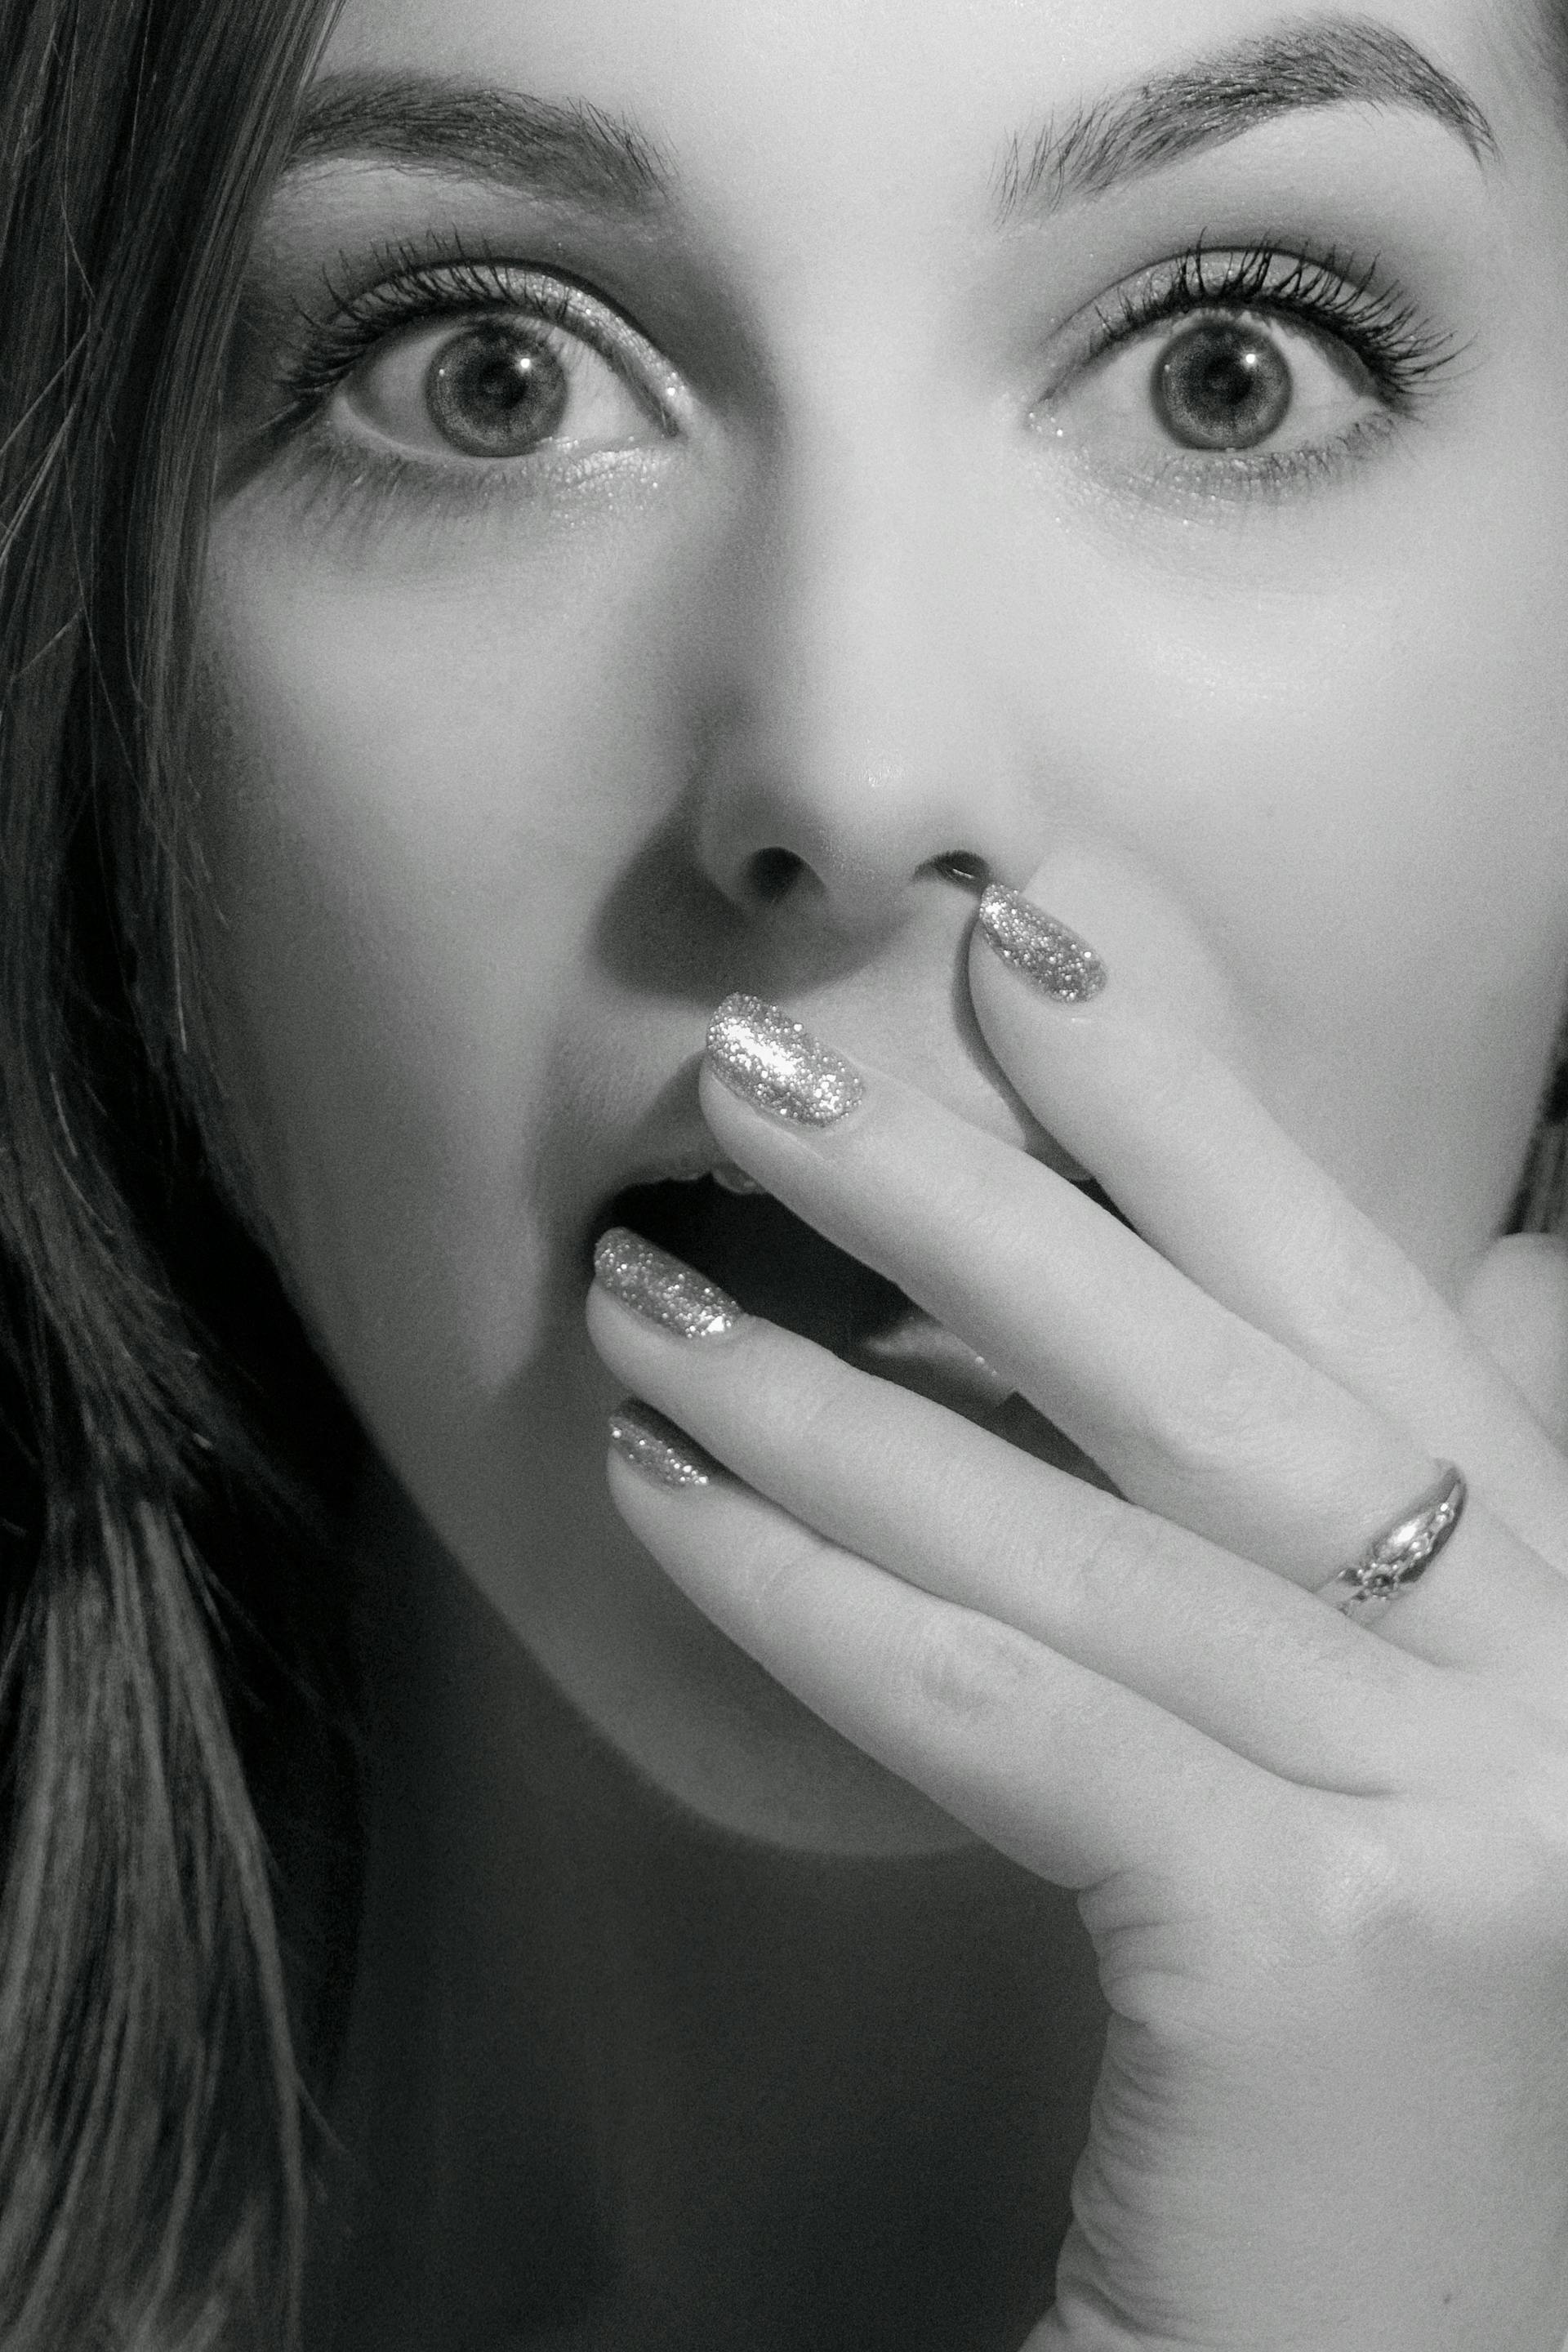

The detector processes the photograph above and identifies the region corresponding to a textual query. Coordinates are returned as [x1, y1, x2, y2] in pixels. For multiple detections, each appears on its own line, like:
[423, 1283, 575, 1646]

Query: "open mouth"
[590, 1167, 1099, 1442]
[590, 1168, 1128, 1482]
[595, 1173, 910, 1357]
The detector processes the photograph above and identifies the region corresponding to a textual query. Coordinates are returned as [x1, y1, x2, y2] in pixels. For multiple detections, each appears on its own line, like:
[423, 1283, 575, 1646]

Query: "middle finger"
[691, 996, 1568, 1682]
[587, 1233, 1481, 1789]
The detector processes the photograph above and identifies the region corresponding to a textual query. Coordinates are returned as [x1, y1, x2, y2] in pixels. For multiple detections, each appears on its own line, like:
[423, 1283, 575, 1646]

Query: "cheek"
[1001, 469, 1568, 1273]
[194, 512, 689, 1430]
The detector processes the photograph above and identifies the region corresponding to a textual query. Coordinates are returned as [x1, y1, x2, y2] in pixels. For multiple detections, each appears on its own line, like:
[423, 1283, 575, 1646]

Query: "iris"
[1153, 318, 1292, 449]
[425, 323, 569, 456]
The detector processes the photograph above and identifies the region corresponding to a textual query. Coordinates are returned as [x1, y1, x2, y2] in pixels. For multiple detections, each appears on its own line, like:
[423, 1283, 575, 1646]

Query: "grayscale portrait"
[3, 2, 1568, 2347]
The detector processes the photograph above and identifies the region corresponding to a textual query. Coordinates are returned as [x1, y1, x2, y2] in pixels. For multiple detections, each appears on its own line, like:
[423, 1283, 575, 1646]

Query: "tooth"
[713, 1161, 764, 1195]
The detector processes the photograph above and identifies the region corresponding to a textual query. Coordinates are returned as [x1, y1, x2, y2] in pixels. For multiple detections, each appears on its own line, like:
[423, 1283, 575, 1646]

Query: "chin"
[635, 1643, 987, 1860]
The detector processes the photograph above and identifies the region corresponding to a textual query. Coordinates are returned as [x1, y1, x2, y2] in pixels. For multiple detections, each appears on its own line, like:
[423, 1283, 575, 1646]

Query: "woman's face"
[206, 0, 1568, 1839]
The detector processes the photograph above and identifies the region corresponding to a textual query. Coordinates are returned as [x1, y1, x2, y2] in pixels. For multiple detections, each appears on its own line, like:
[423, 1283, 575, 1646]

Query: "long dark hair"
[0, 3, 360, 2345]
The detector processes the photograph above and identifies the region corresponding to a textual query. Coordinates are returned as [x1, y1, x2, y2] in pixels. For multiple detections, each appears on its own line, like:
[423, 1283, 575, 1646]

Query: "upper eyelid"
[286, 255, 689, 427]
[1054, 244, 1456, 389]
[1086, 248, 1373, 335]
[1080, 281, 1342, 368]
[312, 257, 651, 357]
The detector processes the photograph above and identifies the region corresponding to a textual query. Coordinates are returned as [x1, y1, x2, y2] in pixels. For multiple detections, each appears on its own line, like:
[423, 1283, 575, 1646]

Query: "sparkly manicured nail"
[608, 1399, 719, 1489]
[976, 886, 1107, 1003]
[595, 1227, 746, 1340]
[705, 994, 866, 1125]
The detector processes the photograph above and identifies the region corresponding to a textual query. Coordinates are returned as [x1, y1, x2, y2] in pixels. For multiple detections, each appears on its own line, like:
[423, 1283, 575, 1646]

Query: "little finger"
[603, 1394, 1290, 1893]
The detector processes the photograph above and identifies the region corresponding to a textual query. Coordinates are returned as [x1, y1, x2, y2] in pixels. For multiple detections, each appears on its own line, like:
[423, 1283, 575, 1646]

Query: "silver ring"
[1313, 1462, 1468, 1627]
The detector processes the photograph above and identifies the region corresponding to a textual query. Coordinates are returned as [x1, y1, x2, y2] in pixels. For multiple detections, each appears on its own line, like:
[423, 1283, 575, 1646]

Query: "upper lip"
[580, 952, 1092, 1245]
[593, 1058, 1085, 1211]
[604, 1125, 749, 1200]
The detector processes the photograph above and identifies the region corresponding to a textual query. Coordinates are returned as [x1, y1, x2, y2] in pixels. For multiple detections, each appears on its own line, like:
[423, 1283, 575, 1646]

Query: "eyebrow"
[285, 74, 671, 212]
[285, 19, 1494, 232]
[994, 16, 1497, 221]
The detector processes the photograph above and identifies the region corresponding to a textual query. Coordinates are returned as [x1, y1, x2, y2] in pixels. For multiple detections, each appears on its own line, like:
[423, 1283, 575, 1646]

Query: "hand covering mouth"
[591, 1171, 920, 1356]
[588, 1169, 1125, 1442]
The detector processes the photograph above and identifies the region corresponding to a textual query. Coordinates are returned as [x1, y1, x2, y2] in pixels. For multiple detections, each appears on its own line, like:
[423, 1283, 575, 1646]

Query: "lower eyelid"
[1059, 408, 1401, 512]
[318, 313, 671, 467]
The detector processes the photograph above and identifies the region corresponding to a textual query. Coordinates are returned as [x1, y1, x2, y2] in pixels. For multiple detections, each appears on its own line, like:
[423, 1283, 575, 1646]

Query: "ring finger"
[691, 997, 1568, 1686]
[589, 1242, 1506, 1781]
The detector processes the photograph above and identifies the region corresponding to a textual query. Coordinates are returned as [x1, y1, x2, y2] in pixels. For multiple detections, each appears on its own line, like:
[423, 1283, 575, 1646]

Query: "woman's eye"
[332, 310, 665, 463]
[1153, 318, 1296, 449]
[1049, 307, 1383, 467]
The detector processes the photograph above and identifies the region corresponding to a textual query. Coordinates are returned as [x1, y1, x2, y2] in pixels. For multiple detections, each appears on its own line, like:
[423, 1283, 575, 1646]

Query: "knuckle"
[1293, 1192, 1434, 1360]
[773, 1352, 860, 1456]
[745, 1512, 839, 1615]
[1286, 1785, 1568, 1995]
[1136, 1334, 1318, 1490]
[901, 1608, 1041, 1735]
[1059, 1507, 1167, 1616]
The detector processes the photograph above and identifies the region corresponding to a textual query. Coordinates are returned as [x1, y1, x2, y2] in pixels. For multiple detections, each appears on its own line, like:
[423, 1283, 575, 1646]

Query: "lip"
[586, 1134, 1100, 1448]
[584, 1020, 1089, 1241]
[588, 1155, 1104, 1474]
[595, 1123, 761, 1203]
[577, 1014, 1100, 1433]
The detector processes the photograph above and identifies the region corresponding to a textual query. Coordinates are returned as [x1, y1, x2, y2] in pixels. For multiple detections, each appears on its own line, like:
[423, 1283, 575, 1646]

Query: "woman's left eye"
[1047, 306, 1386, 470]
[328, 306, 668, 463]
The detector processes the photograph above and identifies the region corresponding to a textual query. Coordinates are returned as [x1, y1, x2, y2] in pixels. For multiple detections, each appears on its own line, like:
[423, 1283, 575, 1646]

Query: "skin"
[200, 0, 1568, 2341]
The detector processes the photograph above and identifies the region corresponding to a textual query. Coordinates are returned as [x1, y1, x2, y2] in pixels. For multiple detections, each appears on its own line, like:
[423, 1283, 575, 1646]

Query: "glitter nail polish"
[705, 994, 866, 1125]
[595, 1227, 746, 1339]
[608, 1399, 719, 1489]
[975, 886, 1107, 1003]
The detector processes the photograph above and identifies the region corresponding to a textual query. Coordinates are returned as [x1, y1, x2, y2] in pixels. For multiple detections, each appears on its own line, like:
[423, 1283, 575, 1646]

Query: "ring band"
[1314, 1461, 1468, 1627]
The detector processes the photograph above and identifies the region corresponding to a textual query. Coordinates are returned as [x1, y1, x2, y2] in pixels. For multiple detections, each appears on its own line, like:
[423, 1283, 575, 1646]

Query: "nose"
[688, 419, 1036, 937]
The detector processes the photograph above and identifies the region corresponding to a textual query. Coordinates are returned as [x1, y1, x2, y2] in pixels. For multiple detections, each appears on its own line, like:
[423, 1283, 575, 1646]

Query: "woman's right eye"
[323, 302, 672, 465]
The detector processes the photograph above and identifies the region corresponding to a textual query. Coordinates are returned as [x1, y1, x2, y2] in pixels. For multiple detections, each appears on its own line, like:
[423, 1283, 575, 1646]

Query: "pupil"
[1152, 320, 1292, 452]
[426, 325, 568, 457]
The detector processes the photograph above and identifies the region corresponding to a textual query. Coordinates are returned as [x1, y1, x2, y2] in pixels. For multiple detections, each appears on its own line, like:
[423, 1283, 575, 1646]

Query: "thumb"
[1460, 1232, 1568, 1446]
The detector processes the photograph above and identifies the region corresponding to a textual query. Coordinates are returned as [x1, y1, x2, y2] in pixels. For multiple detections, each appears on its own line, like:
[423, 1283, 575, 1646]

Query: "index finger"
[967, 887, 1568, 1564]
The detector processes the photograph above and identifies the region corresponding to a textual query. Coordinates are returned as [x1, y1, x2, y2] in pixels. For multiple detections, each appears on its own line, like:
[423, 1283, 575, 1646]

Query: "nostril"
[932, 849, 990, 889]
[746, 847, 808, 904]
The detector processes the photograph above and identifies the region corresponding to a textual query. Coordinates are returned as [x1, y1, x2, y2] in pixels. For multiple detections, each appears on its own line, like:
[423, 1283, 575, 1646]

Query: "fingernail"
[595, 1227, 746, 1340]
[608, 1399, 720, 1489]
[705, 994, 866, 1126]
[976, 887, 1107, 1002]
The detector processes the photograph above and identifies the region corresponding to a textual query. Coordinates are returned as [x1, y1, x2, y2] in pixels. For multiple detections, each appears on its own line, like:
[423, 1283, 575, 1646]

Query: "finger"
[603, 1396, 1286, 1892]
[590, 1254, 1508, 1773]
[1460, 1234, 1568, 1446]
[966, 888, 1568, 1563]
[693, 1004, 1568, 1682]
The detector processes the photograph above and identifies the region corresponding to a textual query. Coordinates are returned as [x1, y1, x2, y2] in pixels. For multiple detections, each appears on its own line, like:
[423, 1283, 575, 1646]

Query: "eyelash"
[1084, 237, 1458, 412]
[267, 231, 1455, 511]
[274, 238, 671, 446]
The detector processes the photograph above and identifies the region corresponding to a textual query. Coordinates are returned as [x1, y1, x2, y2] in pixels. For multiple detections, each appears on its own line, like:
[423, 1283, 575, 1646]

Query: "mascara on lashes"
[274, 243, 680, 438]
[262, 229, 1455, 515]
[1077, 241, 1459, 416]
